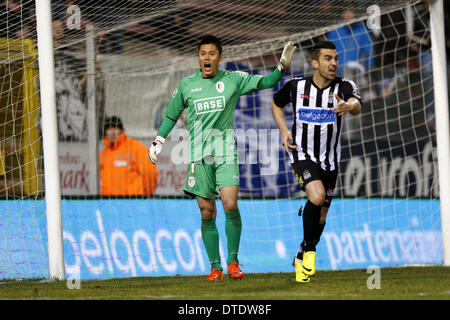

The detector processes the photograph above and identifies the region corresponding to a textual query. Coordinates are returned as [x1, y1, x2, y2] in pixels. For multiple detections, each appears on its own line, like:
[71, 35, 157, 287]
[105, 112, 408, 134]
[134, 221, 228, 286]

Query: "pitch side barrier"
[0, 198, 441, 280]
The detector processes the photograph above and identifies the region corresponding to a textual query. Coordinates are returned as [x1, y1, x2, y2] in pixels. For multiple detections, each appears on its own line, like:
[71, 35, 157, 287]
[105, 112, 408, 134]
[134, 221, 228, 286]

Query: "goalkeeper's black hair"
[312, 41, 336, 60]
[198, 35, 223, 55]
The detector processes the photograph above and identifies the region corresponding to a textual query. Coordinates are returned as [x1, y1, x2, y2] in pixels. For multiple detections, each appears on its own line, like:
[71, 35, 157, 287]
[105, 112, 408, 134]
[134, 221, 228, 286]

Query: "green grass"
[1, 266, 449, 300]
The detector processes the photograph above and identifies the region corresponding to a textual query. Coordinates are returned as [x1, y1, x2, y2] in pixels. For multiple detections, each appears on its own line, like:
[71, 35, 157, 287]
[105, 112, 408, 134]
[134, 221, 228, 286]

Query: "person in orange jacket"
[99, 116, 158, 196]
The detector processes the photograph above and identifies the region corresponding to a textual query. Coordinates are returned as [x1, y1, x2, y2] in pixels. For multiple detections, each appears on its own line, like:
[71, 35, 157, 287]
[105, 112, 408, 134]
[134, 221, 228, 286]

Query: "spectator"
[71, 0, 126, 54]
[51, 0, 67, 22]
[91, 1, 125, 54]
[99, 116, 158, 196]
[408, 1, 434, 130]
[139, 10, 191, 51]
[371, 8, 408, 94]
[52, 19, 65, 46]
[326, 7, 375, 99]
[0, 0, 33, 39]
[326, 7, 373, 141]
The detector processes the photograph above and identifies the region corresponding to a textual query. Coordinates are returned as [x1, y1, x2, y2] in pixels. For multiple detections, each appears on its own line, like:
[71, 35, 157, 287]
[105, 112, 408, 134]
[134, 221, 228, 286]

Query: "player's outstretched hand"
[278, 41, 297, 72]
[333, 94, 353, 116]
[149, 136, 165, 164]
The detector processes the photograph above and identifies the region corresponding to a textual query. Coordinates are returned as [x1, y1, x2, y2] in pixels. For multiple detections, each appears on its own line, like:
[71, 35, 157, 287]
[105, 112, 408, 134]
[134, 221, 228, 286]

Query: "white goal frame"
[35, 0, 65, 280]
[33, 0, 449, 280]
[430, 0, 450, 266]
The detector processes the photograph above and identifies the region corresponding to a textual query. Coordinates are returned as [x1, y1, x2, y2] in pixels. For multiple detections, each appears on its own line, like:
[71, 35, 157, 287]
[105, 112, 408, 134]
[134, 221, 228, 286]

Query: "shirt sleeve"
[273, 79, 293, 108]
[157, 117, 177, 139]
[164, 83, 185, 120]
[340, 79, 363, 105]
[257, 68, 283, 90]
[233, 71, 263, 95]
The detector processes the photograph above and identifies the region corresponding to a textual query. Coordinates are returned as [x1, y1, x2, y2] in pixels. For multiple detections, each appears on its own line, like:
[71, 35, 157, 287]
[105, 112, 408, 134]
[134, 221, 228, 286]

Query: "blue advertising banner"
[0, 199, 442, 279]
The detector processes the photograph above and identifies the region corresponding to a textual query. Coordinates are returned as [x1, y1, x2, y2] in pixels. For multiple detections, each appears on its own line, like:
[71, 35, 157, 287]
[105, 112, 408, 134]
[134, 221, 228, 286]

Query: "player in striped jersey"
[271, 41, 362, 283]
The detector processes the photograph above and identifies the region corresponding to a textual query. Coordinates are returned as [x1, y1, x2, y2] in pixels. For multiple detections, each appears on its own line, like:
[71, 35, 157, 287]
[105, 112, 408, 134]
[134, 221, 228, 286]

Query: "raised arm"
[257, 42, 297, 90]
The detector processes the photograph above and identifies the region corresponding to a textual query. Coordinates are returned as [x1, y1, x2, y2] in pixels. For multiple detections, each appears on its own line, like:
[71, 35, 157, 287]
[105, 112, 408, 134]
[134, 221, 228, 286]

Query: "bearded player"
[149, 35, 296, 281]
[271, 41, 362, 283]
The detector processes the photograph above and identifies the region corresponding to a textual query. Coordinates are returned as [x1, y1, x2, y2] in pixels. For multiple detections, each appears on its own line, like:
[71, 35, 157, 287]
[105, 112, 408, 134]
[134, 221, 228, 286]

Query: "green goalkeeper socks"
[201, 218, 222, 271]
[225, 209, 242, 265]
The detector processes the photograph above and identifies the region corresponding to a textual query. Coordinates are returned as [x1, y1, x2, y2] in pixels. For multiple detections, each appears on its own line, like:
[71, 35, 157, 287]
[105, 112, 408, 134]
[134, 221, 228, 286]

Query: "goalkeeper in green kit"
[149, 35, 296, 281]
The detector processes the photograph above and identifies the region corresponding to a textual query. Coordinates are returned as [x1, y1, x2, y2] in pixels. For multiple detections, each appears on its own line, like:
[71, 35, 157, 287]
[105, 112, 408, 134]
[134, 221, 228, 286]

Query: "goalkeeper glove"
[277, 41, 296, 72]
[149, 136, 165, 164]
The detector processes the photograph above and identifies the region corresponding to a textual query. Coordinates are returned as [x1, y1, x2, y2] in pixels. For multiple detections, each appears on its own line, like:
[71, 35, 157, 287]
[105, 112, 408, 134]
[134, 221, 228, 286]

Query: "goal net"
[0, 0, 447, 280]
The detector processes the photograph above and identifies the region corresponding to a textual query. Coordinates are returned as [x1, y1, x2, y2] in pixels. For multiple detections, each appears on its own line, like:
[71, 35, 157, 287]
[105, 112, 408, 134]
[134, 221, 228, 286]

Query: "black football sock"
[314, 221, 326, 247]
[297, 241, 306, 257]
[302, 201, 321, 252]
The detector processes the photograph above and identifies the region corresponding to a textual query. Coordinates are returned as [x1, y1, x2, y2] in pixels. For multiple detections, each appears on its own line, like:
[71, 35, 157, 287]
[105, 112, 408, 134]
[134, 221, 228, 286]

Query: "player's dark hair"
[198, 35, 223, 54]
[312, 41, 336, 60]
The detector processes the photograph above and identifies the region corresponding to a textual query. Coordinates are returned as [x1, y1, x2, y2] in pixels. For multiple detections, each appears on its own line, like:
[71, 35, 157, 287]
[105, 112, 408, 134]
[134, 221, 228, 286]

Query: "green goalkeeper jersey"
[164, 68, 263, 163]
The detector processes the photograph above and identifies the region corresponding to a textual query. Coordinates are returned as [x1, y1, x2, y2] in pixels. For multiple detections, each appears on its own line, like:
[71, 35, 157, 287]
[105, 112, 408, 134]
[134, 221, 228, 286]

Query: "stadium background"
[0, 0, 449, 280]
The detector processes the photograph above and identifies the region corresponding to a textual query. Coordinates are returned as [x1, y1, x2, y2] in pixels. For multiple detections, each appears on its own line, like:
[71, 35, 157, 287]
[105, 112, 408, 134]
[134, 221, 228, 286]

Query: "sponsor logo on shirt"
[235, 71, 249, 78]
[194, 96, 226, 114]
[298, 107, 336, 123]
[303, 170, 311, 180]
[191, 88, 202, 93]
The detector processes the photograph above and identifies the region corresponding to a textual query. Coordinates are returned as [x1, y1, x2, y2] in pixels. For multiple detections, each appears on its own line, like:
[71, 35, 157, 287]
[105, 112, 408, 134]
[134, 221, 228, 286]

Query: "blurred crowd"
[0, 0, 449, 136]
[292, 0, 450, 138]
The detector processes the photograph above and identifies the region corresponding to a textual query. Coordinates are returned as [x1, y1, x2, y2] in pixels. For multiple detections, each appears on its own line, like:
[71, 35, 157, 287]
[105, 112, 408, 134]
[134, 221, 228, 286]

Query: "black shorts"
[291, 160, 338, 208]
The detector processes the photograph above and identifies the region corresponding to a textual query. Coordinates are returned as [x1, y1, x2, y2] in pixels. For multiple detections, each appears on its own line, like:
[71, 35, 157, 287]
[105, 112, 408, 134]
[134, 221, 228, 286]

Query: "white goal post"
[430, 0, 450, 266]
[35, 0, 65, 280]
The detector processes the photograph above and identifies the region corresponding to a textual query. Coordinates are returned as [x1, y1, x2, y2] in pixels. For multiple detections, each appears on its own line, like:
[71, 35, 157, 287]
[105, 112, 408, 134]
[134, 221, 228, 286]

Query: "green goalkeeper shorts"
[183, 155, 240, 199]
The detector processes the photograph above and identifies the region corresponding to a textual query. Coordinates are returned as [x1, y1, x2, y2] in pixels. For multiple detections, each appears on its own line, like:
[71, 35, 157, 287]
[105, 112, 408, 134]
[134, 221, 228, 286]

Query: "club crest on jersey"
[216, 81, 225, 93]
[188, 176, 196, 187]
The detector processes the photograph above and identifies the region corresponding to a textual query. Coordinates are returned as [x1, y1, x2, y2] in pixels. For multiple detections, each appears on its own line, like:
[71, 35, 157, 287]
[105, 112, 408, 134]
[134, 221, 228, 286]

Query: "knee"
[308, 190, 326, 207]
[221, 199, 238, 212]
[199, 204, 216, 220]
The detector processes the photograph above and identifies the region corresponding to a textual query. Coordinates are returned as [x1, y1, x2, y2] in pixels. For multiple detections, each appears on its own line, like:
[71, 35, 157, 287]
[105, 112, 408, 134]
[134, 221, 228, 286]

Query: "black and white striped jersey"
[273, 76, 362, 171]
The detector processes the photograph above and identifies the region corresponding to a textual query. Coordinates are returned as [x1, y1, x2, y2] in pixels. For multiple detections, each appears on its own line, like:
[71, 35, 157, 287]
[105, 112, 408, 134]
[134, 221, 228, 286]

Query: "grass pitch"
[0, 266, 449, 300]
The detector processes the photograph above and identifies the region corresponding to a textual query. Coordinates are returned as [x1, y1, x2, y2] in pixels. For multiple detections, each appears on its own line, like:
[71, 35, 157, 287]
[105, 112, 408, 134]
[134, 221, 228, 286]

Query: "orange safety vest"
[99, 132, 158, 196]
